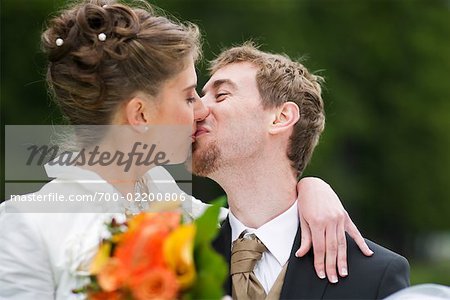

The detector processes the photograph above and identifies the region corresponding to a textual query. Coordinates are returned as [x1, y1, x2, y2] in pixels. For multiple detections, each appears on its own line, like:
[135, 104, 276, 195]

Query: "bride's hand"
[295, 177, 373, 283]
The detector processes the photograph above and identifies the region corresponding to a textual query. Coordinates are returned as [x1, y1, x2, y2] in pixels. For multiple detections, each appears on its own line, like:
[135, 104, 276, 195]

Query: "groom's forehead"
[202, 63, 257, 94]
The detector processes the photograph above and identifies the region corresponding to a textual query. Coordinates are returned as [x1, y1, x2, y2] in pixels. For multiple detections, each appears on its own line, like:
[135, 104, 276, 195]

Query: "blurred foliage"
[410, 260, 450, 285]
[1, 0, 449, 283]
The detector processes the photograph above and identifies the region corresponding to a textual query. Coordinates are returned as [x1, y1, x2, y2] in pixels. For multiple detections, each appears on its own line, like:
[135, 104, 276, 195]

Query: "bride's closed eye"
[186, 97, 196, 104]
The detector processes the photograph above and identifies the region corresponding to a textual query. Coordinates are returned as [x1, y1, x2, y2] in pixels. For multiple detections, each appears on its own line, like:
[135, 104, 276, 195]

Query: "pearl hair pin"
[55, 38, 64, 47]
[98, 33, 107, 41]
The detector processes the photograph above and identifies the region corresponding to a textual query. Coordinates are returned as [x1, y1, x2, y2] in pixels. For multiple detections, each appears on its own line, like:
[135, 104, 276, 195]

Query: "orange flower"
[127, 212, 180, 235]
[80, 201, 227, 299]
[90, 212, 184, 297]
[110, 212, 182, 285]
[129, 268, 179, 300]
[114, 224, 167, 278]
[88, 290, 124, 300]
[97, 258, 126, 292]
[164, 224, 197, 290]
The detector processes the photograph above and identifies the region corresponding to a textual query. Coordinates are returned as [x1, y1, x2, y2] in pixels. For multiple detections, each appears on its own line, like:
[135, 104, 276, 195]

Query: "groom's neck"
[211, 159, 298, 228]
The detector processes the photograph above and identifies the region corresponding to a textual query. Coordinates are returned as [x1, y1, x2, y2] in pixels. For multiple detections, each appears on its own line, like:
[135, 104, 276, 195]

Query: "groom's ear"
[268, 101, 300, 135]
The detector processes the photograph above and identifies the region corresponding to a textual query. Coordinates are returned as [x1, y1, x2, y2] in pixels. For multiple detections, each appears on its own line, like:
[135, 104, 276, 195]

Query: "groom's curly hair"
[209, 42, 325, 177]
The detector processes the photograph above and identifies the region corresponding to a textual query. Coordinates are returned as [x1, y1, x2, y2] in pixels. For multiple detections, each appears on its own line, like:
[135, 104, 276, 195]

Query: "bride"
[0, 0, 372, 299]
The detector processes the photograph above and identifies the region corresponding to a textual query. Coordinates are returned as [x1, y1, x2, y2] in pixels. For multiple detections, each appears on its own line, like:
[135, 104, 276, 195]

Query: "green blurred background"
[1, 0, 449, 285]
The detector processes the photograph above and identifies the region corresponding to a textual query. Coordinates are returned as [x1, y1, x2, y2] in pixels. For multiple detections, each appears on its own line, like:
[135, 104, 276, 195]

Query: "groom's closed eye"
[216, 92, 229, 102]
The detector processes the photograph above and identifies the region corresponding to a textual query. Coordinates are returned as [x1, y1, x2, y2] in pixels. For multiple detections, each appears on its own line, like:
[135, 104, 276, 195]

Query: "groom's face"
[190, 62, 272, 176]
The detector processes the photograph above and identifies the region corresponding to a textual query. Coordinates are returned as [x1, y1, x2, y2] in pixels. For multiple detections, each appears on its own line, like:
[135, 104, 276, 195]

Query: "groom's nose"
[194, 98, 210, 122]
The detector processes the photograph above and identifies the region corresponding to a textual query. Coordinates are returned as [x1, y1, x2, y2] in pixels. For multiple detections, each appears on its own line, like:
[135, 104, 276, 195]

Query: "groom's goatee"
[188, 141, 221, 177]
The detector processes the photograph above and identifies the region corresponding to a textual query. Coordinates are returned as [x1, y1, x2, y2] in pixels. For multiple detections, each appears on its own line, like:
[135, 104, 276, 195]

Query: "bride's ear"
[269, 101, 300, 135]
[125, 97, 151, 133]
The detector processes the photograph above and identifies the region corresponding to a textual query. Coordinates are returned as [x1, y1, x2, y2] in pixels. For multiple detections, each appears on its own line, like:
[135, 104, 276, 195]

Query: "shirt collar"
[229, 201, 299, 266]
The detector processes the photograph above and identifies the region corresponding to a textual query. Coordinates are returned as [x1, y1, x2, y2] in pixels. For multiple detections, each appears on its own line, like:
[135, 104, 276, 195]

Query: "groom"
[191, 43, 410, 299]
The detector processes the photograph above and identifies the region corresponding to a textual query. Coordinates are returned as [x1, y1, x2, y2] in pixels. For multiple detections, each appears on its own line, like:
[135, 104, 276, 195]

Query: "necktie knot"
[231, 233, 268, 299]
[231, 234, 268, 275]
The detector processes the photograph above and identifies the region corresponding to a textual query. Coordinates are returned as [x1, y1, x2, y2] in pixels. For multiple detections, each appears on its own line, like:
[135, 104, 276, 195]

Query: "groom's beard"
[187, 140, 221, 177]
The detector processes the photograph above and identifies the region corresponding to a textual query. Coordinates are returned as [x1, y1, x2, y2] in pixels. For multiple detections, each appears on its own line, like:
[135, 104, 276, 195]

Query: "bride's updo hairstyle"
[41, 0, 200, 126]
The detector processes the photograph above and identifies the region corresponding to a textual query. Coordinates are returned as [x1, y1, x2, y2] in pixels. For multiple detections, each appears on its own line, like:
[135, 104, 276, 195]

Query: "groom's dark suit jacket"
[213, 218, 410, 299]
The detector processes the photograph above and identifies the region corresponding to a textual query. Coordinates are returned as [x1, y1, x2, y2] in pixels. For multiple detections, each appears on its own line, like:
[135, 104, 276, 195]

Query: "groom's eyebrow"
[201, 79, 237, 95]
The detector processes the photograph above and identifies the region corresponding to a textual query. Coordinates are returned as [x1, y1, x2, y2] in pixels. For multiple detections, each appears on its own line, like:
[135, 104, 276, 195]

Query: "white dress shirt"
[0, 163, 227, 300]
[229, 201, 299, 294]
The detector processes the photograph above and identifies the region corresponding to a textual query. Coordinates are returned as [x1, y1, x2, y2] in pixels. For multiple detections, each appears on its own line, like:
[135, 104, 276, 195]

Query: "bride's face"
[150, 56, 205, 128]
[142, 57, 209, 164]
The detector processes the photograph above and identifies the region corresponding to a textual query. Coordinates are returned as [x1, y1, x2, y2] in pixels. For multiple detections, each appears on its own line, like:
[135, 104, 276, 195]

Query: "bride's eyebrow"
[183, 83, 197, 92]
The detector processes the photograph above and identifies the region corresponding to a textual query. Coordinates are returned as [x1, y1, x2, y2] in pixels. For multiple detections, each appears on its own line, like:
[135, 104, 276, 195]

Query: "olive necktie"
[230, 233, 267, 300]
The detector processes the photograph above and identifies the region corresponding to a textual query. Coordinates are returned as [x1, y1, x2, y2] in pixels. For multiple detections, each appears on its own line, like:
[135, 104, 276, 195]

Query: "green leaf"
[194, 197, 226, 247]
[188, 197, 228, 299]
[190, 243, 228, 299]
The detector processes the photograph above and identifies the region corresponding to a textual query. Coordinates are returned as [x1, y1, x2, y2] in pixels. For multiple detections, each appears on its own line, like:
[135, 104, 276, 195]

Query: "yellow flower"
[90, 242, 112, 275]
[163, 224, 196, 290]
[148, 199, 182, 213]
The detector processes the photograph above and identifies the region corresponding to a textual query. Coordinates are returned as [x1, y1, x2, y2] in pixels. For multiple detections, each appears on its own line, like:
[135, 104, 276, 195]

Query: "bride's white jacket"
[0, 163, 225, 299]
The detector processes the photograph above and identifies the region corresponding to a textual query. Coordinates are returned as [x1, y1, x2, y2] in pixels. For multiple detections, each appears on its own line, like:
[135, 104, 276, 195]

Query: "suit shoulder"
[337, 235, 410, 298]
[346, 233, 408, 263]
[345, 235, 410, 282]
[364, 238, 409, 266]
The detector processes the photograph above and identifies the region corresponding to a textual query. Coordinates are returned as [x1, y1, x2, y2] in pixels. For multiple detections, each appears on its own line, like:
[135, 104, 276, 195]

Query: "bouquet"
[74, 200, 227, 300]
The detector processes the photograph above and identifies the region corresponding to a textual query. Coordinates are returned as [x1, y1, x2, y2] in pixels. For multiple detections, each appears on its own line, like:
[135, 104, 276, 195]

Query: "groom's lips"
[194, 126, 209, 138]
